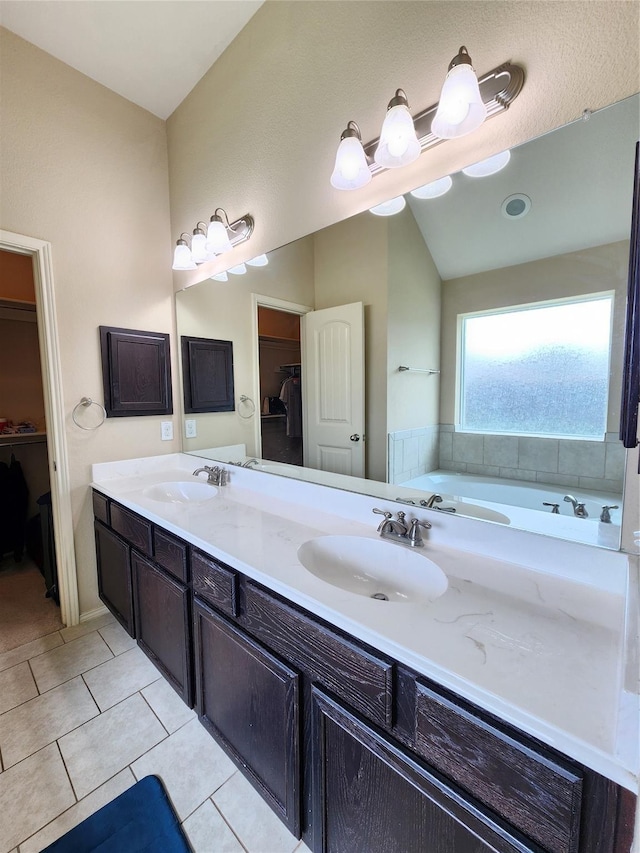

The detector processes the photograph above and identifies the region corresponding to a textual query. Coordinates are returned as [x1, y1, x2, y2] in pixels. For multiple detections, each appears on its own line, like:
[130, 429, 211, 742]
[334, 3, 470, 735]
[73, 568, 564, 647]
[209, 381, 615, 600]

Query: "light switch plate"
[161, 421, 173, 441]
[185, 419, 197, 438]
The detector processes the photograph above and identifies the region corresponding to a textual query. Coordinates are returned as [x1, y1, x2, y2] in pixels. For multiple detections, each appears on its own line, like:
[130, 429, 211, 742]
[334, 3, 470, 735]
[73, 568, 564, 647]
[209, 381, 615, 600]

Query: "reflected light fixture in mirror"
[463, 149, 511, 177]
[330, 47, 524, 190]
[431, 46, 487, 138]
[211, 271, 228, 282]
[374, 89, 421, 169]
[411, 175, 453, 199]
[228, 262, 247, 275]
[369, 196, 406, 216]
[172, 209, 254, 270]
[247, 254, 269, 267]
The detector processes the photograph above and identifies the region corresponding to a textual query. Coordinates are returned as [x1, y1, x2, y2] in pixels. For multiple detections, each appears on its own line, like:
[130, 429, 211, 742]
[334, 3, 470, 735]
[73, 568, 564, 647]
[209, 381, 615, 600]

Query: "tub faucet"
[600, 504, 619, 523]
[563, 495, 588, 518]
[422, 494, 456, 513]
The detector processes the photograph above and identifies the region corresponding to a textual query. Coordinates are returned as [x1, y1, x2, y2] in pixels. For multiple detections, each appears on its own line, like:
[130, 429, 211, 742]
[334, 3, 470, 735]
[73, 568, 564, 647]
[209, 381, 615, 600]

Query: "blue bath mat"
[41, 775, 191, 853]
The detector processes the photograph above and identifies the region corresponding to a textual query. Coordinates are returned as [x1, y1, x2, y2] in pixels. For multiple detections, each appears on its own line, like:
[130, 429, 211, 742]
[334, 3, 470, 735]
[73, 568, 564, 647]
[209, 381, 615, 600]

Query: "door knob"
[350, 434, 360, 442]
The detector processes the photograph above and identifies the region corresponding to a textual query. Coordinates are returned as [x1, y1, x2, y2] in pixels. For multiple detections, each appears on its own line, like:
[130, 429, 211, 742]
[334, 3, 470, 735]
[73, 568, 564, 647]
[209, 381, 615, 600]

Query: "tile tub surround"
[388, 425, 439, 484]
[92, 454, 638, 792]
[439, 425, 626, 494]
[0, 616, 312, 853]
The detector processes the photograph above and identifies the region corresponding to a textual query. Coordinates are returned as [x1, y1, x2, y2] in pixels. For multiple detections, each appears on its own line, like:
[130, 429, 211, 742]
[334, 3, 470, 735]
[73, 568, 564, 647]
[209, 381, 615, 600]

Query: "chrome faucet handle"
[543, 502, 560, 514]
[600, 504, 619, 523]
[407, 518, 431, 547]
[372, 508, 393, 519]
[575, 502, 588, 518]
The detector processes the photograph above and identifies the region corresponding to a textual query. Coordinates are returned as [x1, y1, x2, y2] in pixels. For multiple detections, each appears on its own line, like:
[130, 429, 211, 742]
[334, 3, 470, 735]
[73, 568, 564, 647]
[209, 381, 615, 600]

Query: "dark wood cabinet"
[193, 598, 301, 836]
[132, 552, 192, 705]
[92, 491, 635, 853]
[311, 688, 539, 853]
[94, 520, 135, 636]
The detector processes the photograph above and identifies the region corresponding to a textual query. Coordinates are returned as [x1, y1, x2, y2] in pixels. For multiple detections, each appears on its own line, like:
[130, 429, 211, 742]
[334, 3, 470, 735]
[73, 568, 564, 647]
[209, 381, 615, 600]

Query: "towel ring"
[238, 395, 256, 420]
[72, 397, 106, 430]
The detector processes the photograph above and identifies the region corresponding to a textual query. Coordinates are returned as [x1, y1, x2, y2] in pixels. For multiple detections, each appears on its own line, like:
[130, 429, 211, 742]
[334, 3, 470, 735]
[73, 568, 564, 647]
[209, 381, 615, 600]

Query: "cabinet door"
[132, 553, 192, 706]
[312, 689, 539, 853]
[193, 599, 301, 837]
[94, 520, 134, 636]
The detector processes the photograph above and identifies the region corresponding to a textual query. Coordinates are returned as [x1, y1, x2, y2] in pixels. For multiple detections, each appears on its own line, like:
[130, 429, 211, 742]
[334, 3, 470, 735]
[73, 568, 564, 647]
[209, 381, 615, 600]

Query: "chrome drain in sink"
[371, 592, 389, 601]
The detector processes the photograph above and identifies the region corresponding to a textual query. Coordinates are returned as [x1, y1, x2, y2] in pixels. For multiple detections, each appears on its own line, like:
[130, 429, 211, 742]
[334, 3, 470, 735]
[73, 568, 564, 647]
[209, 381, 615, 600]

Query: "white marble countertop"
[92, 453, 639, 792]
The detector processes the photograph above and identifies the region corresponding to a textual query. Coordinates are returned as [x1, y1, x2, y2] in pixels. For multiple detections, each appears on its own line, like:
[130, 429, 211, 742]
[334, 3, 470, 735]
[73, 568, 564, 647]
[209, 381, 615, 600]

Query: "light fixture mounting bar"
[226, 214, 255, 248]
[363, 61, 524, 175]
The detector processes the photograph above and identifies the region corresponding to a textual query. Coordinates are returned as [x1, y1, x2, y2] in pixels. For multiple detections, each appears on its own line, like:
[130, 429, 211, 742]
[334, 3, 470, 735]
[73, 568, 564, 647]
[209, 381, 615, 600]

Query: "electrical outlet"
[185, 419, 197, 439]
[161, 421, 173, 441]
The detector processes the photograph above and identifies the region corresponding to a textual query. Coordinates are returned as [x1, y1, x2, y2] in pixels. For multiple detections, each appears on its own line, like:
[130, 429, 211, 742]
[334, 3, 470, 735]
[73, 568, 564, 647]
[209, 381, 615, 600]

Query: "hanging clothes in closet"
[279, 374, 302, 438]
[0, 452, 29, 561]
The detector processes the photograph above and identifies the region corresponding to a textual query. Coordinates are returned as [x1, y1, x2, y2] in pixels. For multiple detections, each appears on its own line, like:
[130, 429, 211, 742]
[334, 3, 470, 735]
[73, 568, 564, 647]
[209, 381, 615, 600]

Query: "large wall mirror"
[176, 93, 639, 550]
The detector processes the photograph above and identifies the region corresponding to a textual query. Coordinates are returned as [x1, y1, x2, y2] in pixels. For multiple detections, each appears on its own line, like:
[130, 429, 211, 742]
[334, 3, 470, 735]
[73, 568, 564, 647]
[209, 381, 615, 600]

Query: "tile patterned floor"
[0, 613, 312, 853]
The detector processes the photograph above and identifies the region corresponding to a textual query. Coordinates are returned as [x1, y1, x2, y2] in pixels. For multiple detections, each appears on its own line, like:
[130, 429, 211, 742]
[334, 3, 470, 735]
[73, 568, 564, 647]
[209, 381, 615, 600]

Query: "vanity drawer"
[243, 584, 393, 728]
[191, 550, 239, 618]
[110, 503, 153, 556]
[92, 490, 109, 525]
[153, 528, 189, 584]
[414, 682, 583, 853]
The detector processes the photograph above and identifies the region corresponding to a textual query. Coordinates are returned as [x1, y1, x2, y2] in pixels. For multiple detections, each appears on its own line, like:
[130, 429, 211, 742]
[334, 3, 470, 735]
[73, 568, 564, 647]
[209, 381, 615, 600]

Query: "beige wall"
[387, 208, 441, 434]
[177, 236, 314, 455]
[0, 28, 176, 616]
[440, 241, 630, 429]
[313, 214, 389, 481]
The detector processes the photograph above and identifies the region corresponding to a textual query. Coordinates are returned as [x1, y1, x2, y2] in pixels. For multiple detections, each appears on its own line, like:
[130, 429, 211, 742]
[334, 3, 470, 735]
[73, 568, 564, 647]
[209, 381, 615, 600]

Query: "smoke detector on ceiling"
[501, 193, 531, 219]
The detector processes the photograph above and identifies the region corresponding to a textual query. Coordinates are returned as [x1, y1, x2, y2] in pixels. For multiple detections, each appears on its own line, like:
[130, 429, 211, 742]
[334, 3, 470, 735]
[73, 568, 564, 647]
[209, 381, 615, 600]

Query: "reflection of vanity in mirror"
[176, 93, 639, 550]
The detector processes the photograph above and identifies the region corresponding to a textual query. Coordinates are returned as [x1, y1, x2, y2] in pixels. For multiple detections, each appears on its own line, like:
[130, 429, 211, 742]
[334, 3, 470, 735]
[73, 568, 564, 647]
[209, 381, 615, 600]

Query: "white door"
[302, 302, 365, 477]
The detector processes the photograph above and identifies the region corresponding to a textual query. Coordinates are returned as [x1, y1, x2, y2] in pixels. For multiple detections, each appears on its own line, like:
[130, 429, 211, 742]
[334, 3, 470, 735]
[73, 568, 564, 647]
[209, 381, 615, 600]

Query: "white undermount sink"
[297, 535, 448, 604]
[143, 481, 218, 503]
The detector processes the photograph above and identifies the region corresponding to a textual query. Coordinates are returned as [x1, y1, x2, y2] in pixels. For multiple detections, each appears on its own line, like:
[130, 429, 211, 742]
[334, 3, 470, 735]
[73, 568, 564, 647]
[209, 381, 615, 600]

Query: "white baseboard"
[80, 604, 109, 623]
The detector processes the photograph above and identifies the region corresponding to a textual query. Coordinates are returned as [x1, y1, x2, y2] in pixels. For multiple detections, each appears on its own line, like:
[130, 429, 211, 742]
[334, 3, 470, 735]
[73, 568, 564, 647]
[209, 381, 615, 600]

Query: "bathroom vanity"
[92, 454, 637, 853]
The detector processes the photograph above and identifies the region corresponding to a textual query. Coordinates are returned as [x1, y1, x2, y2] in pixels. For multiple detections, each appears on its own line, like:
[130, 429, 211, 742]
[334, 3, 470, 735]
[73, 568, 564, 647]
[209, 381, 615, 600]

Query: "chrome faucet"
[372, 508, 431, 548]
[193, 465, 229, 486]
[422, 493, 456, 513]
[242, 459, 259, 468]
[563, 495, 588, 518]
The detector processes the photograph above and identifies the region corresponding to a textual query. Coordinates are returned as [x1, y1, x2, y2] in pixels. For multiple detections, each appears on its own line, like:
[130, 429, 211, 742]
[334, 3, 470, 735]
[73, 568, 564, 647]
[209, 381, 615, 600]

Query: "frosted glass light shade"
[410, 175, 453, 199]
[369, 196, 406, 216]
[211, 271, 228, 282]
[462, 150, 511, 177]
[331, 136, 372, 190]
[206, 219, 233, 254]
[374, 104, 421, 169]
[190, 232, 209, 264]
[246, 254, 269, 267]
[431, 63, 487, 139]
[172, 243, 196, 270]
[228, 263, 247, 275]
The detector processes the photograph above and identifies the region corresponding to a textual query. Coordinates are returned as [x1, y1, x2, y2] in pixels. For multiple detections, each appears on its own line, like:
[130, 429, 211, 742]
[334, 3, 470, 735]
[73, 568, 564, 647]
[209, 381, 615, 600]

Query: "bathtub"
[401, 470, 623, 548]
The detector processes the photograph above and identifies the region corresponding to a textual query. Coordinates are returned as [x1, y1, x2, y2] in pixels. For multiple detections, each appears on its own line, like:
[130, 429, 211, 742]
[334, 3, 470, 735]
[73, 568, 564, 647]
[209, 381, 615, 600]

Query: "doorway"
[0, 231, 79, 634]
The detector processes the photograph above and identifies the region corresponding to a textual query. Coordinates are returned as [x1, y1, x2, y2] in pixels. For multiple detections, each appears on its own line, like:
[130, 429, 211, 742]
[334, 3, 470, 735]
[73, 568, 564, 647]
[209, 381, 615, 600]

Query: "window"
[459, 294, 613, 439]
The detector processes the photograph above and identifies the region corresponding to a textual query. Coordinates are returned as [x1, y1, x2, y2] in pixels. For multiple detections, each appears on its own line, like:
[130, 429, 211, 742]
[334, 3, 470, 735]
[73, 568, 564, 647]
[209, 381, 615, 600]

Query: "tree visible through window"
[459, 295, 613, 439]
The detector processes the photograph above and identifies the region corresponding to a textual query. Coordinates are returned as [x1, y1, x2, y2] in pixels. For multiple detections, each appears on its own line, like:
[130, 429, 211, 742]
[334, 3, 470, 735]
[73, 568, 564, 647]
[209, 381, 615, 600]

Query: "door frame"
[250, 294, 312, 460]
[0, 229, 79, 626]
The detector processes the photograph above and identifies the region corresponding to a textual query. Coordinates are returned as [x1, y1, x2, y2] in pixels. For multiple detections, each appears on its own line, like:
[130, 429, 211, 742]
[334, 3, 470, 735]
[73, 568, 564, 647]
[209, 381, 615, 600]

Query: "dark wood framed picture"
[181, 336, 235, 414]
[99, 326, 173, 417]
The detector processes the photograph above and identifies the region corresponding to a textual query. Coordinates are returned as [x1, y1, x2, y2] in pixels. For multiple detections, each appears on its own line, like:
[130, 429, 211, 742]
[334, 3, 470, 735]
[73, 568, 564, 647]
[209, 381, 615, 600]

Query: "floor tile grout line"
[28, 633, 119, 696]
[138, 688, 172, 737]
[209, 795, 251, 853]
[0, 629, 64, 673]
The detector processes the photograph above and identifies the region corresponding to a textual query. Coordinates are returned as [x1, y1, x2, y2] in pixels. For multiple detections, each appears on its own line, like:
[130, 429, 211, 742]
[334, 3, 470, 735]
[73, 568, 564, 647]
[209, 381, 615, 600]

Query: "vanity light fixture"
[410, 175, 453, 199]
[172, 234, 197, 270]
[462, 149, 511, 177]
[374, 90, 421, 169]
[369, 196, 406, 216]
[431, 46, 486, 139]
[211, 271, 228, 282]
[330, 121, 372, 190]
[228, 262, 247, 275]
[330, 50, 524, 189]
[171, 209, 254, 270]
[246, 254, 269, 267]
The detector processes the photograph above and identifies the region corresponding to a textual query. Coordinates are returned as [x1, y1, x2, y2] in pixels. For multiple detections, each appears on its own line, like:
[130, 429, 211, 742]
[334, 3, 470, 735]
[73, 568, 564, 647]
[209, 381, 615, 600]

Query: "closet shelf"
[0, 431, 47, 447]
